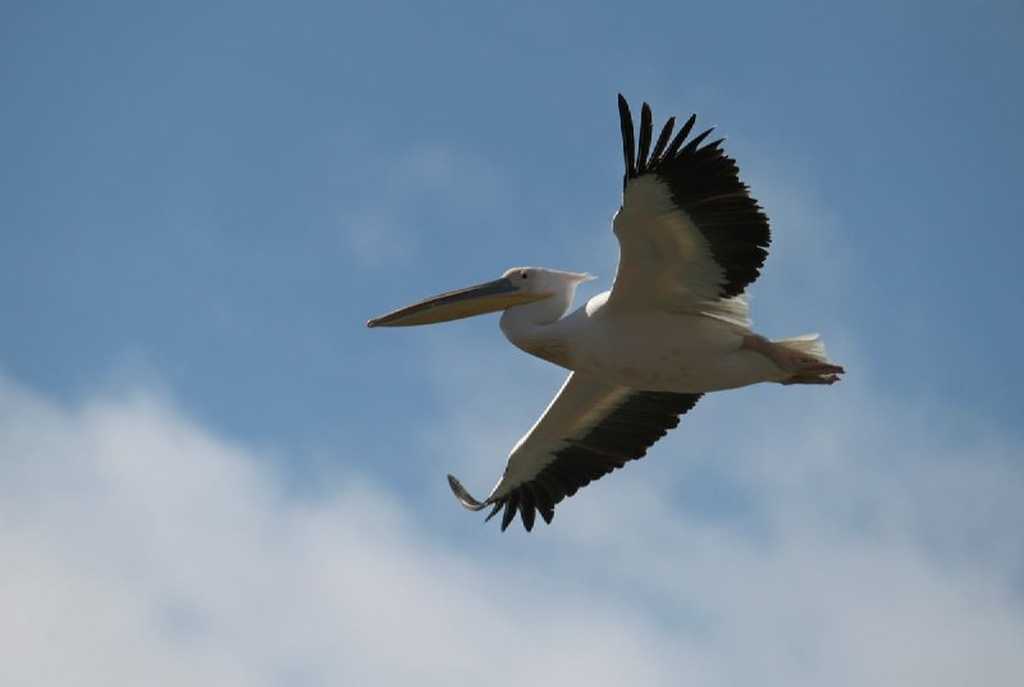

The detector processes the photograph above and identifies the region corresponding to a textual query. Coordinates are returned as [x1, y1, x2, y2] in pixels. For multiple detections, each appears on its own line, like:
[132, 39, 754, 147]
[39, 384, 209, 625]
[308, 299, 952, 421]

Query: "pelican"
[368, 95, 844, 532]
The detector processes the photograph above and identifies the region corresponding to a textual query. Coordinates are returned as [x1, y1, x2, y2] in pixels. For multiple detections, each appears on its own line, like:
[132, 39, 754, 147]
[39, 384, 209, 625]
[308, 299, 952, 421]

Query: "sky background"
[2, 1, 1023, 685]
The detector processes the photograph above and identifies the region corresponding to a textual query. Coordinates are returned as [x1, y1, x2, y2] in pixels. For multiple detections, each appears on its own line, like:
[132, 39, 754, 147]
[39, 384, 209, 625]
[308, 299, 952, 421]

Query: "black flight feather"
[636, 103, 653, 173]
[650, 116, 675, 168]
[451, 390, 702, 532]
[616, 96, 770, 298]
[617, 94, 636, 183]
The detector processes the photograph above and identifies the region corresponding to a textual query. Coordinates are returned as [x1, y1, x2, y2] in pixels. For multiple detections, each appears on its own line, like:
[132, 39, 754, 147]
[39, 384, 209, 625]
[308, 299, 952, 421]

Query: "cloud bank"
[2, 367, 1022, 686]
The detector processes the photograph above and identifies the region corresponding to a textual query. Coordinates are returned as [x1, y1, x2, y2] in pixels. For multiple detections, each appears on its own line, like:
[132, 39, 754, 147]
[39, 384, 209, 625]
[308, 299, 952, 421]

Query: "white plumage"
[369, 95, 844, 532]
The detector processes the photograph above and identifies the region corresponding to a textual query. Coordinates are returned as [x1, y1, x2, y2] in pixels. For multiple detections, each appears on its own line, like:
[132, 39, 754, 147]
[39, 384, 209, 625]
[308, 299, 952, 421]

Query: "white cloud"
[0, 376, 701, 686]
[2, 359, 1022, 687]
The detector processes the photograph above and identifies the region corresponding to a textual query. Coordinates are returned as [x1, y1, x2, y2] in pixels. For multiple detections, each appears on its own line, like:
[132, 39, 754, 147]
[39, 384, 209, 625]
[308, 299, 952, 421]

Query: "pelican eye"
[520, 271, 528, 279]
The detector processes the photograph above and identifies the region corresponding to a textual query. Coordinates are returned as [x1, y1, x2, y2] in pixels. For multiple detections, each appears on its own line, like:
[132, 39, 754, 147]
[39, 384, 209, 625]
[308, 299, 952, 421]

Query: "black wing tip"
[615, 97, 770, 297]
[617, 94, 636, 183]
[617, 93, 633, 123]
[649, 116, 675, 168]
[471, 489, 557, 533]
[637, 102, 653, 173]
[702, 137, 726, 153]
[484, 501, 502, 522]
[500, 494, 518, 531]
[618, 96, 718, 180]
[681, 126, 715, 154]
[521, 511, 535, 532]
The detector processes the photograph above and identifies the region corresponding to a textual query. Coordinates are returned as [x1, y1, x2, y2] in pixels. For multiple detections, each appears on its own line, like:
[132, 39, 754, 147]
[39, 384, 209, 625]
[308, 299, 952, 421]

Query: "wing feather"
[637, 102, 653, 173]
[617, 95, 636, 183]
[610, 95, 770, 309]
[649, 116, 675, 167]
[447, 373, 701, 532]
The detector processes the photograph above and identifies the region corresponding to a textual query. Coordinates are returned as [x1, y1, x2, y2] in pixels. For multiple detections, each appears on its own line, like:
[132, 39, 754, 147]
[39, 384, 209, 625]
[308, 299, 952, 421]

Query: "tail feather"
[774, 333, 827, 361]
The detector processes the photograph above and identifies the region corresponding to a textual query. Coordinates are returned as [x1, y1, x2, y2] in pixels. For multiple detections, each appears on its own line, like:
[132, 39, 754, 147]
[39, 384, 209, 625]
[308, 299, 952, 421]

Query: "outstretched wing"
[447, 372, 702, 532]
[608, 95, 770, 313]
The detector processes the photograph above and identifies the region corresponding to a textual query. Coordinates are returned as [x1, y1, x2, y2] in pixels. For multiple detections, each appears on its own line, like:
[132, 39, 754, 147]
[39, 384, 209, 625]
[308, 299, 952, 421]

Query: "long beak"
[367, 277, 549, 327]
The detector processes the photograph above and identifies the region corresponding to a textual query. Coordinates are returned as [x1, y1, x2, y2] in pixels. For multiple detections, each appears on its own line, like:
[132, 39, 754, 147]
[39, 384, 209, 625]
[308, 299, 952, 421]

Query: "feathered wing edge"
[447, 474, 486, 511]
[616, 94, 771, 298]
[618, 94, 705, 184]
[447, 390, 702, 533]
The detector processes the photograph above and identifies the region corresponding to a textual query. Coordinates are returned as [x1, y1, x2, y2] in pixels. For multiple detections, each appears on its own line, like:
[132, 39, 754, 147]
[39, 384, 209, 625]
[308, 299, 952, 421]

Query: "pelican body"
[368, 96, 844, 532]
[498, 271, 779, 393]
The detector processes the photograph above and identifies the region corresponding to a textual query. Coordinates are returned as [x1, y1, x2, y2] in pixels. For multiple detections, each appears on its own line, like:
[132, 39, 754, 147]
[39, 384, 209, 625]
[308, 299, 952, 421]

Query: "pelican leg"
[781, 373, 841, 385]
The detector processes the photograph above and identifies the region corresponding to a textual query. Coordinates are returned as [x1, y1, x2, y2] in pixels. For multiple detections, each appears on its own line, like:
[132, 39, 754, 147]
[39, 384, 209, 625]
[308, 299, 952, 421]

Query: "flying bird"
[367, 95, 844, 532]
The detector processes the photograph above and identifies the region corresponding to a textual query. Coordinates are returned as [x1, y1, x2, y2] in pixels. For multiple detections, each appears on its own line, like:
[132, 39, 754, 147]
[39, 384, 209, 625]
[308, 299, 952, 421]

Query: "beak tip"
[366, 319, 379, 328]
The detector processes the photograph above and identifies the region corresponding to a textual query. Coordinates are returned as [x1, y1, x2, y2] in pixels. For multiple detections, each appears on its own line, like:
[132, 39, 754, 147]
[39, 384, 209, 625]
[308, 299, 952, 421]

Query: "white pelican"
[368, 95, 844, 532]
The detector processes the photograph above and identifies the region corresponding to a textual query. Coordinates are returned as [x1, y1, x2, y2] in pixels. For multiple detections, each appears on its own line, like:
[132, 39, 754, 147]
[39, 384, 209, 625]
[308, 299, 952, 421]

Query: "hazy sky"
[2, 2, 1023, 685]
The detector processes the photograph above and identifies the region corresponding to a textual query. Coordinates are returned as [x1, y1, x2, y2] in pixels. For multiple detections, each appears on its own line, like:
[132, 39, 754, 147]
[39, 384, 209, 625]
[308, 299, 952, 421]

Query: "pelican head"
[367, 267, 594, 328]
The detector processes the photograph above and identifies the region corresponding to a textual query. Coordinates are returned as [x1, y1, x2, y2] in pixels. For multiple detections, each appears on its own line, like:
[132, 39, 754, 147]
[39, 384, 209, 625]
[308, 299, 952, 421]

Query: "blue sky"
[2, 2, 1023, 685]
